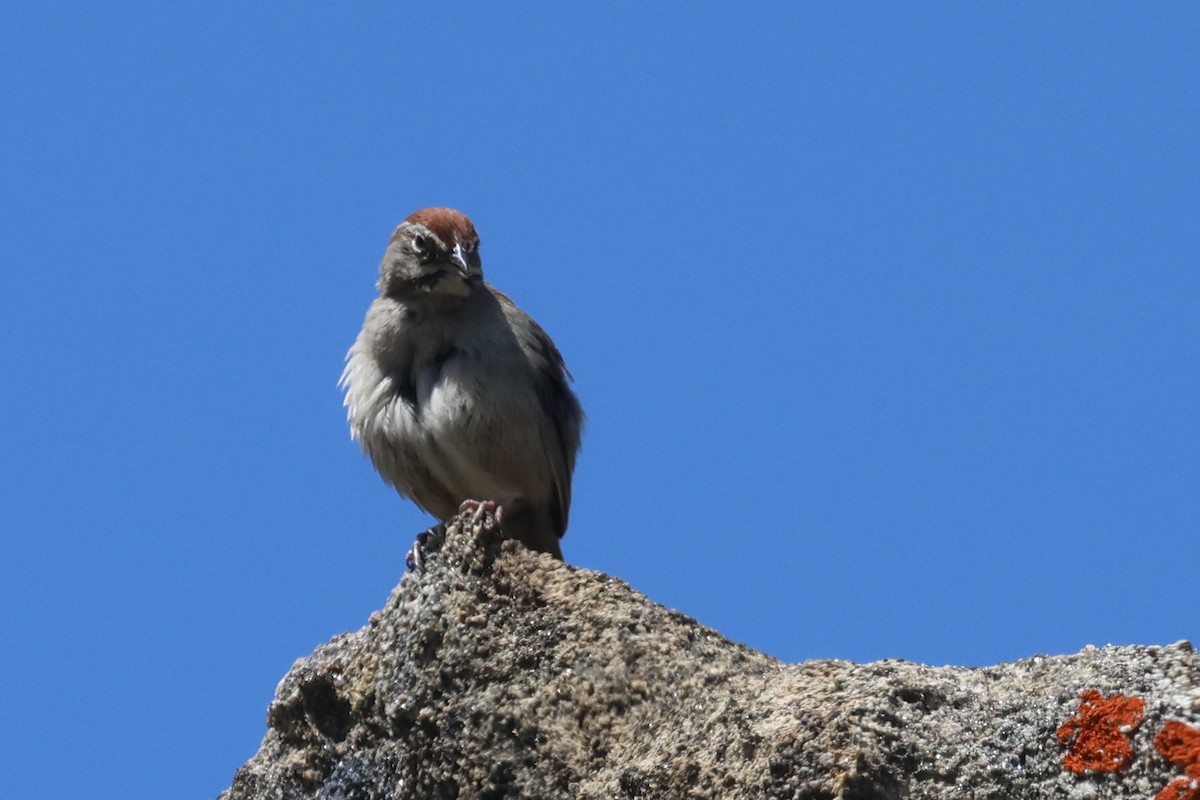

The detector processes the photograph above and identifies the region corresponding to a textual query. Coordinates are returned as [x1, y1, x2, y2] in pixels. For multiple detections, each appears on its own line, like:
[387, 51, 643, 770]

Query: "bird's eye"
[411, 234, 433, 257]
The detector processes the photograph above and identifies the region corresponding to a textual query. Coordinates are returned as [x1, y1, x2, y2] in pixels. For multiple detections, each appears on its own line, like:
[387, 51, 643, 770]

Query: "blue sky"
[2, 3, 1197, 797]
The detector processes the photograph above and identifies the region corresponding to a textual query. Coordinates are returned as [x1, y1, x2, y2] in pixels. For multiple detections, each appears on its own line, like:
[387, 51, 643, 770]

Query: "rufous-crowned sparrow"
[340, 208, 584, 560]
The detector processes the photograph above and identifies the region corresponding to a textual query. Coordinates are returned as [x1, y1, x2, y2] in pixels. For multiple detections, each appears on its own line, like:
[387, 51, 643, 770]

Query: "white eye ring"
[411, 234, 432, 255]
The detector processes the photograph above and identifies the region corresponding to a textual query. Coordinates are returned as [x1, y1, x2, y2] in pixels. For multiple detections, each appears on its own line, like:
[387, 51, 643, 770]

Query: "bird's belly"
[419, 370, 543, 506]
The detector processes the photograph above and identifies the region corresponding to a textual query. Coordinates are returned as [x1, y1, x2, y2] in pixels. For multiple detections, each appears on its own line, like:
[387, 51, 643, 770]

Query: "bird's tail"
[500, 505, 564, 560]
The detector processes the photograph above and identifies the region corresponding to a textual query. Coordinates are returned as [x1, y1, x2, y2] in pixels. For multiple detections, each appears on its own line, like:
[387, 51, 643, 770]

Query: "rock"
[220, 515, 1199, 799]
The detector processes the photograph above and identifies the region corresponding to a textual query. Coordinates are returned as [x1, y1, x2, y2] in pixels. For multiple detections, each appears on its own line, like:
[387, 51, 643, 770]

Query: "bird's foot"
[405, 528, 434, 572]
[459, 499, 503, 525]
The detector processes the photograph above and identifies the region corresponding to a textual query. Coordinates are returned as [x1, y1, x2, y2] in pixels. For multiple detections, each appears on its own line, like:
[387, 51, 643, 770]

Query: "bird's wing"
[492, 289, 585, 538]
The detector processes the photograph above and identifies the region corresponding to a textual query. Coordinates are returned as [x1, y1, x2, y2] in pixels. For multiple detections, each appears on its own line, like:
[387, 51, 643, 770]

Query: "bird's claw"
[405, 529, 433, 572]
[459, 499, 502, 525]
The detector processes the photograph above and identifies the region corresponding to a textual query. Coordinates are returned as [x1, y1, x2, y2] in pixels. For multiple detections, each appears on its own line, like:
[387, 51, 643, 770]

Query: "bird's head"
[377, 207, 483, 300]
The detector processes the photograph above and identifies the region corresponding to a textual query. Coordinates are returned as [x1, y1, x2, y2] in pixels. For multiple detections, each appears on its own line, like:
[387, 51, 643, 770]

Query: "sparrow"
[340, 208, 584, 560]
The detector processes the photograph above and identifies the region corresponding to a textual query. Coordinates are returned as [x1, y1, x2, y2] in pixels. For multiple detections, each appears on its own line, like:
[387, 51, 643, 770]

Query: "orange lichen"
[1056, 689, 1145, 773]
[1156, 779, 1200, 800]
[1155, 721, 1200, 800]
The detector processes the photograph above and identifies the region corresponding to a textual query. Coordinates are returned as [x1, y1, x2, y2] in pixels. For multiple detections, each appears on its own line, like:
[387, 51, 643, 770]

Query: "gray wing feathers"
[495, 291, 585, 539]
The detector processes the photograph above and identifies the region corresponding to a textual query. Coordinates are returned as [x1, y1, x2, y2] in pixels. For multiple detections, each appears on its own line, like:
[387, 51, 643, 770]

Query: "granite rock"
[220, 515, 1199, 799]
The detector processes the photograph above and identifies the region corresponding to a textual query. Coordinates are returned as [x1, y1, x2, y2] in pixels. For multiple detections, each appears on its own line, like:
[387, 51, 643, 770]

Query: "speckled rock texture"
[220, 515, 1199, 799]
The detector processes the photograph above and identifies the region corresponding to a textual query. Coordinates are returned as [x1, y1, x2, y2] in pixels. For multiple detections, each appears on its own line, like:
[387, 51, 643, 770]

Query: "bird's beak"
[451, 243, 479, 281]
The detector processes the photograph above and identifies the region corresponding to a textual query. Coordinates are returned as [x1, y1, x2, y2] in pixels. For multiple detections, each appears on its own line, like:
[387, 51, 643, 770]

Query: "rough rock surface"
[221, 515, 1199, 799]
